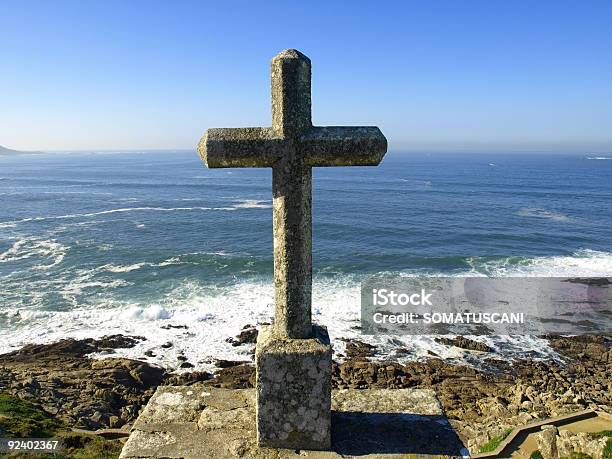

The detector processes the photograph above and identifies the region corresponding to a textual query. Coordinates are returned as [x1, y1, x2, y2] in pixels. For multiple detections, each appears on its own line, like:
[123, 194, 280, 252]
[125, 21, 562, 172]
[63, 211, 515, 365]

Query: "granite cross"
[198, 49, 387, 340]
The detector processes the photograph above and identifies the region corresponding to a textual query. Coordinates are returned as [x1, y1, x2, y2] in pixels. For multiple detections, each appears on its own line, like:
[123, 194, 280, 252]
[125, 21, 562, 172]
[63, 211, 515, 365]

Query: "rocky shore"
[1, 331, 610, 455]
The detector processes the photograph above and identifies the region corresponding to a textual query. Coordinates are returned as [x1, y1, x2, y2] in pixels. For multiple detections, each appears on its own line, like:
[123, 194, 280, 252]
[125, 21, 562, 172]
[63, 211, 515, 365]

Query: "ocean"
[1, 151, 611, 371]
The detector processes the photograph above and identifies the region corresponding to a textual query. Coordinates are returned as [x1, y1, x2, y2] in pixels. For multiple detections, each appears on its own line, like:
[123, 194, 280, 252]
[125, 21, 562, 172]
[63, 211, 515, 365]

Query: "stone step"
[120, 385, 468, 458]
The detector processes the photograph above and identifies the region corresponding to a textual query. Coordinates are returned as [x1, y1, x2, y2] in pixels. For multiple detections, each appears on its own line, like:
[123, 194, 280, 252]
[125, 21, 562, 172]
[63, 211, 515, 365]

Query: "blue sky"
[1, 0, 611, 152]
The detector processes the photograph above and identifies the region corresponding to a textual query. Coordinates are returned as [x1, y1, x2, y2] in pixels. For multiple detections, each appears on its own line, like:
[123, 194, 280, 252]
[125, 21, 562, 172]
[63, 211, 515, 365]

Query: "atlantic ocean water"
[1, 151, 611, 370]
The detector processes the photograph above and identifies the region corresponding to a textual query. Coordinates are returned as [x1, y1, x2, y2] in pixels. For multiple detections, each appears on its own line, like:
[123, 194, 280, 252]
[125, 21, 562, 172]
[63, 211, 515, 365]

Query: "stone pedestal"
[255, 325, 332, 450]
[120, 386, 466, 458]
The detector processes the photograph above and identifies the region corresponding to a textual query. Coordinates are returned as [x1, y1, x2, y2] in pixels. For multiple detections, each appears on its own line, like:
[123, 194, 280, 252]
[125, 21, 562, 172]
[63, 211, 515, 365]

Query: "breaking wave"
[1, 249, 610, 372]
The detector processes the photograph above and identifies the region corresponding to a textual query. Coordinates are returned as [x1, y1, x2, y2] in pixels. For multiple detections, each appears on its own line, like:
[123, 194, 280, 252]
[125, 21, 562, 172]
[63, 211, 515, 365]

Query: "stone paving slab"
[120, 385, 468, 458]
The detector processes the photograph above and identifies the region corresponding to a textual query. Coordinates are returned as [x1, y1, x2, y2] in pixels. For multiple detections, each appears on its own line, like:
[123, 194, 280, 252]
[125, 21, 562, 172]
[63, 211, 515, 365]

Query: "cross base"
[119, 386, 465, 458]
[255, 325, 332, 450]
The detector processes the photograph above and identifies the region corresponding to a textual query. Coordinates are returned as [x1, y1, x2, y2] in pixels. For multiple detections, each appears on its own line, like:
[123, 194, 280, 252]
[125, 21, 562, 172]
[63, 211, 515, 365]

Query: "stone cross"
[199, 49, 387, 339]
[198, 49, 386, 450]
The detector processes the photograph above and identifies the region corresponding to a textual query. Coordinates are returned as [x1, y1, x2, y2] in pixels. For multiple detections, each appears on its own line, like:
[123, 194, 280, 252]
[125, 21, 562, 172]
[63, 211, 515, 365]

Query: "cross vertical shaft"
[271, 50, 313, 339]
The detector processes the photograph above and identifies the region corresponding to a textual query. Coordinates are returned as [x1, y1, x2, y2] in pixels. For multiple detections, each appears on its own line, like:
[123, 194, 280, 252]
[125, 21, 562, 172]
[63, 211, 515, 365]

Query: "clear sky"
[1, 0, 611, 152]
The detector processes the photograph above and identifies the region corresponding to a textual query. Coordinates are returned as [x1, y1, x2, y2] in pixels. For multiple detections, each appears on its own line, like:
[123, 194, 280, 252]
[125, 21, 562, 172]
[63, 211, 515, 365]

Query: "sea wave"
[586, 156, 612, 160]
[233, 199, 272, 209]
[2, 249, 609, 371]
[466, 249, 612, 277]
[0, 237, 68, 270]
[0, 206, 238, 227]
[517, 207, 571, 222]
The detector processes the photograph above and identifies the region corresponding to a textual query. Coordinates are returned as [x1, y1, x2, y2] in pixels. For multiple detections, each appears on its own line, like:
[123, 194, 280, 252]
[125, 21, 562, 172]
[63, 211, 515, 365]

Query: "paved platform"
[120, 385, 468, 458]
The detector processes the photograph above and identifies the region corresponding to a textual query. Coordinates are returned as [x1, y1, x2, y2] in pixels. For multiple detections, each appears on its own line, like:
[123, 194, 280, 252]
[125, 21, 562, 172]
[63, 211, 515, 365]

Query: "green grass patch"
[55, 433, 122, 459]
[603, 436, 612, 459]
[568, 453, 593, 459]
[530, 451, 544, 459]
[0, 392, 61, 437]
[479, 428, 513, 453]
[590, 430, 612, 459]
[0, 394, 121, 459]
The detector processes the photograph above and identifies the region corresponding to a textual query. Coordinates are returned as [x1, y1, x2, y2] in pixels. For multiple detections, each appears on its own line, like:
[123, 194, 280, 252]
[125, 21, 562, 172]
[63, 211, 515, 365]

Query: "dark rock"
[342, 339, 377, 359]
[214, 359, 246, 369]
[226, 326, 258, 347]
[0, 335, 165, 431]
[205, 364, 255, 389]
[564, 277, 611, 286]
[435, 336, 493, 353]
[163, 371, 213, 386]
[179, 362, 194, 369]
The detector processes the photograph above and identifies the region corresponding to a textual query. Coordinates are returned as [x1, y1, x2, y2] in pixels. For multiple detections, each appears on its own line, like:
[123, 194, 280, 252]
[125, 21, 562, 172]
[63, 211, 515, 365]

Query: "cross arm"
[198, 127, 284, 168]
[301, 126, 387, 167]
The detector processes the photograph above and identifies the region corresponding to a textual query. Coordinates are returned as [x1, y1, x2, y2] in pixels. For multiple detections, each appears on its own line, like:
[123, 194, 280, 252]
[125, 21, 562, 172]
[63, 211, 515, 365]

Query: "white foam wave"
[468, 249, 612, 277]
[42, 191, 113, 195]
[2, 249, 610, 371]
[100, 263, 147, 273]
[587, 156, 612, 160]
[0, 237, 67, 270]
[0, 275, 562, 371]
[233, 199, 272, 209]
[0, 206, 237, 227]
[517, 207, 571, 222]
[399, 179, 432, 186]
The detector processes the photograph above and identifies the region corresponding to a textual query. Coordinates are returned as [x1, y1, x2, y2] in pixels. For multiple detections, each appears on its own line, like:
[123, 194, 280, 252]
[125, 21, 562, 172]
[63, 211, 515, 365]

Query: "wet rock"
[226, 325, 258, 347]
[342, 339, 377, 359]
[435, 336, 493, 353]
[214, 359, 245, 369]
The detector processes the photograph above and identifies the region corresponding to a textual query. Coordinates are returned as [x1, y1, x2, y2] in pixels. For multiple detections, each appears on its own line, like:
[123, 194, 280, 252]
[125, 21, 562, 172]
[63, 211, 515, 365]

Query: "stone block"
[255, 325, 331, 450]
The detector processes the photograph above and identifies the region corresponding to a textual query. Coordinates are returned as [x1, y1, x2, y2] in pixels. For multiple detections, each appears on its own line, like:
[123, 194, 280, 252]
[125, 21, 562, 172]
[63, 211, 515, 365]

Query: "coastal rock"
[1, 333, 610, 455]
[341, 339, 377, 360]
[557, 430, 608, 459]
[536, 425, 558, 459]
[435, 336, 493, 353]
[214, 359, 246, 369]
[204, 364, 255, 389]
[162, 371, 213, 386]
[0, 336, 164, 430]
[226, 325, 258, 347]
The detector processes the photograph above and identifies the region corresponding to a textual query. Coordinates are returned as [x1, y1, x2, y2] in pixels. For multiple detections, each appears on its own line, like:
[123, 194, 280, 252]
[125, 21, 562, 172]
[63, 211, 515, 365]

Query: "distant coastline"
[0, 145, 43, 156]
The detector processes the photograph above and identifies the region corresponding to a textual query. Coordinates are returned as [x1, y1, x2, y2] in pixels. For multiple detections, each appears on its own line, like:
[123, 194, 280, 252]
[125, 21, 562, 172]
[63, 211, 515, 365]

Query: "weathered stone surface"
[197, 49, 387, 339]
[536, 425, 559, 459]
[120, 385, 465, 458]
[332, 388, 442, 415]
[255, 325, 332, 450]
[557, 429, 609, 459]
